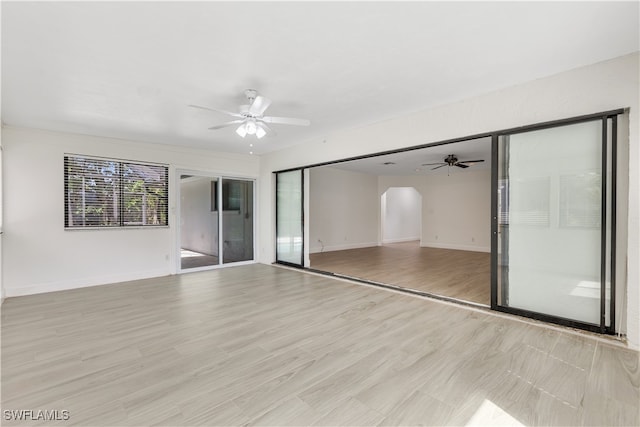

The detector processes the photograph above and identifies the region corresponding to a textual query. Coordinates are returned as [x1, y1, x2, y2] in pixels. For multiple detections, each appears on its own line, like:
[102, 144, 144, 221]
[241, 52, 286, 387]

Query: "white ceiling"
[2, 2, 638, 155]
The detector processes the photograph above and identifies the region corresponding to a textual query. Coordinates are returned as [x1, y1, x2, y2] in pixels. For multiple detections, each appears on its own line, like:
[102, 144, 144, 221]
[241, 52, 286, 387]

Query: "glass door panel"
[276, 170, 304, 265]
[497, 120, 604, 325]
[180, 175, 220, 269]
[222, 178, 254, 264]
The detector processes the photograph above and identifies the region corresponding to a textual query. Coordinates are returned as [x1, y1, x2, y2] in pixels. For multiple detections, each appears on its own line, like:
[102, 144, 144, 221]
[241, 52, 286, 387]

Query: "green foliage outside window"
[64, 155, 168, 228]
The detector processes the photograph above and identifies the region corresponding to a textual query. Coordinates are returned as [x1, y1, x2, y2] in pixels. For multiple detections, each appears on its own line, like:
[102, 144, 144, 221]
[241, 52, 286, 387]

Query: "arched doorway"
[381, 187, 422, 245]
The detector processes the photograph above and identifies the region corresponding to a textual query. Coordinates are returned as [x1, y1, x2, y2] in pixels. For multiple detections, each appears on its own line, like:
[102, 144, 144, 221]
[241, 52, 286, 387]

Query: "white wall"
[310, 169, 488, 253]
[378, 171, 491, 252]
[260, 53, 639, 348]
[0, 126, 4, 305]
[381, 187, 421, 244]
[421, 170, 491, 252]
[309, 167, 378, 253]
[0, 52, 4, 303]
[2, 127, 259, 296]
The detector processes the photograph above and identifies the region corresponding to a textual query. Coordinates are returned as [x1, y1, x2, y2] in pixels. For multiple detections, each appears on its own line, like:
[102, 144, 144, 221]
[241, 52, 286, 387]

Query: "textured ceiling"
[2, 2, 638, 155]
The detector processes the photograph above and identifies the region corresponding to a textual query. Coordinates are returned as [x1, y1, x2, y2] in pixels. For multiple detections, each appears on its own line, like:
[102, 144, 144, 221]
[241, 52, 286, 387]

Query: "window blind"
[64, 155, 168, 228]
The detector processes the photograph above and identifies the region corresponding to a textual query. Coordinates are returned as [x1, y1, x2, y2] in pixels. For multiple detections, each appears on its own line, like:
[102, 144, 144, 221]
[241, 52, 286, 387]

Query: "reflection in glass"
[498, 120, 604, 325]
[222, 179, 254, 264]
[276, 170, 304, 265]
[180, 175, 220, 269]
[559, 173, 601, 228]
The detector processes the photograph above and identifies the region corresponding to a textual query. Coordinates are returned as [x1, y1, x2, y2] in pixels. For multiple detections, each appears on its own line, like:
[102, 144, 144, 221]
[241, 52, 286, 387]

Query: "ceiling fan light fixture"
[190, 89, 310, 139]
[236, 124, 247, 138]
[246, 120, 257, 135]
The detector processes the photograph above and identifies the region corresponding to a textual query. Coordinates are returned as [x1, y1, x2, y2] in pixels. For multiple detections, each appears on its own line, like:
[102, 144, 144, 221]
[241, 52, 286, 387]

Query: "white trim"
[64, 152, 168, 168]
[421, 242, 491, 253]
[381, 237, 420, 244]
[4, 269, 172, 297]
[309, 241, 378, 254]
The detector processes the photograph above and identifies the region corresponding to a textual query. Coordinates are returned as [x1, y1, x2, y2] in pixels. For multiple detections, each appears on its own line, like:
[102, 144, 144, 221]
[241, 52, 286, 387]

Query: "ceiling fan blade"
[249, 96, 272, 116]
[431, 164, 447, 170]
[261, 116, 311, 126]
[208, 119, 245, 130]
[422, 162, 446, 166]
[458, 159, 485, 164]
[188, 104, 243, 118]
[257, 122, 276, 137]
[455, 163, 470, 168]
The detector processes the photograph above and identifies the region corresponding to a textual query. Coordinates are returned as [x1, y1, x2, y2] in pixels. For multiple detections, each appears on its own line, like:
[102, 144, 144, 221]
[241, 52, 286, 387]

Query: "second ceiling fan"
[422, 154, 485, 170]
[189, 89, 310, 139]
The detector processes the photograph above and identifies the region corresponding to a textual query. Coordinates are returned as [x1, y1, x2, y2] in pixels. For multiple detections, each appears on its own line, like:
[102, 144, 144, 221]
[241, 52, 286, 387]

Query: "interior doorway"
[381, 187, 422, 245]
[306, 137, 492, 306]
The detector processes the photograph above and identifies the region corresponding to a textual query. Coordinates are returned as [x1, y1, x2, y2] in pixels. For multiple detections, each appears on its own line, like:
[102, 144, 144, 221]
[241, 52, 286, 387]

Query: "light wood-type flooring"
[2, 264, 638, 426]
[310, 241, 491, 305]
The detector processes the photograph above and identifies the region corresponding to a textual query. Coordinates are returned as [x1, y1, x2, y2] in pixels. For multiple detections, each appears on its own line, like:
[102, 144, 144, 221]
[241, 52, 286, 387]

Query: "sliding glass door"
[494, 115, 617, 332]
[276, 170, 304, 266]
[179, 172, 255, 270]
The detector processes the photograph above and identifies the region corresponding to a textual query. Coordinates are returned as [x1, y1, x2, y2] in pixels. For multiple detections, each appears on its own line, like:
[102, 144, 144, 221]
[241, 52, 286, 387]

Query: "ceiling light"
[235, 120, 266, 139]
[236, 124, 247, 138]
[246, 120, 257, 135]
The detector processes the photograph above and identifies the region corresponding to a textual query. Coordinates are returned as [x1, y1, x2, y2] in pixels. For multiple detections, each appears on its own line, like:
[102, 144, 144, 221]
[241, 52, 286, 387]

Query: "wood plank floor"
[310, 241, 490, 305]
[2, 264, 638, 426]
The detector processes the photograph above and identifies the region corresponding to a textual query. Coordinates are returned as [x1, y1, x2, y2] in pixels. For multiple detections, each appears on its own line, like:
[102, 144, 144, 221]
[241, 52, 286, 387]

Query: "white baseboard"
[381, 237, 420, 244]
[421, 242, 490, 253]
[4, 269, 173, 297]
[310, 241, 378, 254]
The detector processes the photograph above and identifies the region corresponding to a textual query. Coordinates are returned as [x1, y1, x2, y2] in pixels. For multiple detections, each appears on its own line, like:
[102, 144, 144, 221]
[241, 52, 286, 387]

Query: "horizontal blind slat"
[64, 155, 168, 228]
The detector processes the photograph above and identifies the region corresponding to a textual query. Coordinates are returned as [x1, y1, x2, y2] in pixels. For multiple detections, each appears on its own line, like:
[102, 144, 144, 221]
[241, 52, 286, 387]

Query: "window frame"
[64, 154, 169, 230]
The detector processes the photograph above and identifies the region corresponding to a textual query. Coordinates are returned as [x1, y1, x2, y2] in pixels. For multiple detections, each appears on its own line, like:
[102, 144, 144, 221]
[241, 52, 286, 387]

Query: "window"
[64, 155, 168, 228]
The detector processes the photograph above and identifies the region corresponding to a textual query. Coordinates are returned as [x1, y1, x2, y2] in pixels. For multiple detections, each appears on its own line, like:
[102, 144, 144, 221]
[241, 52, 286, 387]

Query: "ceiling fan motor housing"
[244, 89, 257, 103]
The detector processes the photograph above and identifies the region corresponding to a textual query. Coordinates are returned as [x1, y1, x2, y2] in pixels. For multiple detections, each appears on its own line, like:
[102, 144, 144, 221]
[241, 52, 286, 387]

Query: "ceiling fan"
[189, 89, 310, 139]
[422, 154, 485, 170]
